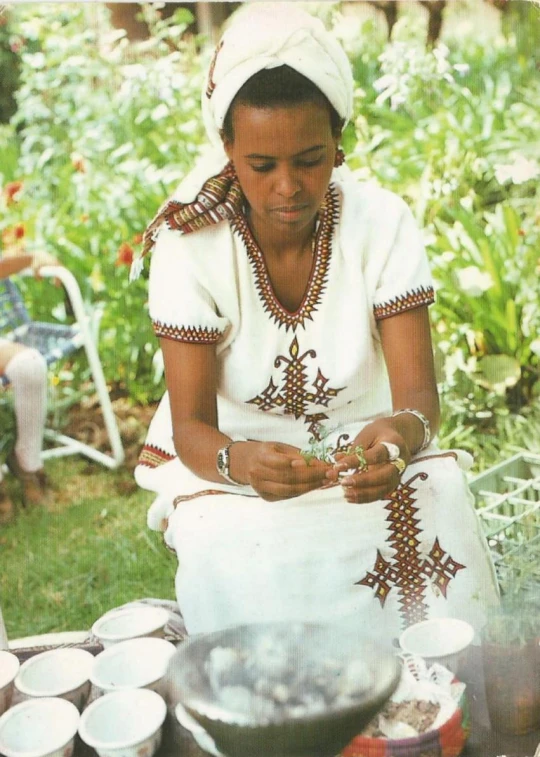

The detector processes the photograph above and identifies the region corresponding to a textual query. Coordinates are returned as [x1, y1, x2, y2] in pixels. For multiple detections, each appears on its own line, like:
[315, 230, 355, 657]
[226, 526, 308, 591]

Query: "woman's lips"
[272, 204, 309, 220]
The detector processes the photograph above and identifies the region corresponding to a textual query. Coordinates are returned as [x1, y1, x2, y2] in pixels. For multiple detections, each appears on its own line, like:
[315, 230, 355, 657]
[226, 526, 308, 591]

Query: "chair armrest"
[19, 265, 102, 340]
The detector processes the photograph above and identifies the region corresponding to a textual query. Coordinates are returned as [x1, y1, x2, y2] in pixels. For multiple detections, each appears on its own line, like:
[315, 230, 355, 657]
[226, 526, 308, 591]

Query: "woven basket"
[341, 656, 470, 757]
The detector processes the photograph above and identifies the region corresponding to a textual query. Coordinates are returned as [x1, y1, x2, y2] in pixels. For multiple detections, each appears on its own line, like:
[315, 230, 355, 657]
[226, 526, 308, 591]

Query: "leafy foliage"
[1, 4, 203, 403]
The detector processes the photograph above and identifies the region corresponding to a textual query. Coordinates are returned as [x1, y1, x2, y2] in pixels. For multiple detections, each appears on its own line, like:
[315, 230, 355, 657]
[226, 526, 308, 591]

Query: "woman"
[134, 4, 498, 644]
[0, 249, 52, 523]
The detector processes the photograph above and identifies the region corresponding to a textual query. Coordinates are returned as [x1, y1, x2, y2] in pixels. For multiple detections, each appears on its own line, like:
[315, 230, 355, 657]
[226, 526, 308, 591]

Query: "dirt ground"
[64, 394, 158, 474]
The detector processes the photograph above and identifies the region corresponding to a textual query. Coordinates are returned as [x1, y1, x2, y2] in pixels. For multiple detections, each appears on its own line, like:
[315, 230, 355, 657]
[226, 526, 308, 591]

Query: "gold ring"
[390, 457, 406, 475]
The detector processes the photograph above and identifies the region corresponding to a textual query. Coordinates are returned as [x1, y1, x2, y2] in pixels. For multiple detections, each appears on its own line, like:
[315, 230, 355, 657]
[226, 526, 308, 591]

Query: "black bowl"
[165, 622, 401, 757]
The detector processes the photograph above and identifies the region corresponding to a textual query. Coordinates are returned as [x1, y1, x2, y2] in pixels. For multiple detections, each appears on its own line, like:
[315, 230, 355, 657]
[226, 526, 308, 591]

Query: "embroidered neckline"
[230, 185, 340, 331]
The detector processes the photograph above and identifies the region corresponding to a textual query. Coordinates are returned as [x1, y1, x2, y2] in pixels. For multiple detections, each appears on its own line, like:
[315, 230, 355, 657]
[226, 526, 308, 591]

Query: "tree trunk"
[105, 3, 239, 42]
[419, 1, 447, 47]
[372, 1, 399, 40]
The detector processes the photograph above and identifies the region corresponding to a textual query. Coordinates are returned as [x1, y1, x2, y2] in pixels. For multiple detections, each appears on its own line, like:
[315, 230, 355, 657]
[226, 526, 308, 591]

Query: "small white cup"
[79, 688, 167, 757]
[0, 651, 20, 716]
[90, 637, 176, 697]
[92, 606, 169, 648]
[15, 648, 94, 711]
[399, 617, 474, 674]
[0, 697, 80, 757]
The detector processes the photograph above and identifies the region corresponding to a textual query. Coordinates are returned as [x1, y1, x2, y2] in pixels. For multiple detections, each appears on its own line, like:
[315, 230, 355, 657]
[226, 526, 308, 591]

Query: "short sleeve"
[370, 195, 435, 321]
[148, 227, 230, 344]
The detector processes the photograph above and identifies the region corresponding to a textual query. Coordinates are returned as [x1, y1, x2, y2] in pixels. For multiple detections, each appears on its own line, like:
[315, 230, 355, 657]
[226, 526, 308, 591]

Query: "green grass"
[0, 457, 176, 640]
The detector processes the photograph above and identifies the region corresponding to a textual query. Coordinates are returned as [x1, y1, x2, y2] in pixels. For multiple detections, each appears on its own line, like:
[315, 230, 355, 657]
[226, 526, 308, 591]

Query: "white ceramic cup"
[90, 637, 176, 697]
[79, 688, 167, 757]
[92, 606, 169, 648]
[0, 651, 20, 717]
[15, 648, 94, 711]
[0, 696, 80, 757]
[399, 617, 475, 674]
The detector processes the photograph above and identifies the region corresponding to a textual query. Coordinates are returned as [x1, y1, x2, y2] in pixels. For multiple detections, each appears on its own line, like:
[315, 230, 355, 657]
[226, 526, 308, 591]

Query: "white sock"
[4, 349, 47, 473]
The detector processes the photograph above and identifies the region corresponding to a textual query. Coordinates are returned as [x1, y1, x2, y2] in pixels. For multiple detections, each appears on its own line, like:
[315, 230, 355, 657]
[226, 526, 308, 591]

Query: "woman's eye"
[297, 158, 324, 168]
[251, 164, 274, 173]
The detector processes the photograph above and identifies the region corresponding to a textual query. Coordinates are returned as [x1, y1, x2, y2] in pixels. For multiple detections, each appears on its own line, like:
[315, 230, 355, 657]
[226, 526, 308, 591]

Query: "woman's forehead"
[229, 101, 334, 151]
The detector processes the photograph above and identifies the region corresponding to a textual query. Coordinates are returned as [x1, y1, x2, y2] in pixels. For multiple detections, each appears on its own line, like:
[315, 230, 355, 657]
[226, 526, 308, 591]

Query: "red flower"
[14, 223, 25, 239]
[71, 152, 87, 173]
[4, 181, 23, 206]
[518, 228, 525, 237]
[116, 242, 134, 267]
[132, 233, 143, 245]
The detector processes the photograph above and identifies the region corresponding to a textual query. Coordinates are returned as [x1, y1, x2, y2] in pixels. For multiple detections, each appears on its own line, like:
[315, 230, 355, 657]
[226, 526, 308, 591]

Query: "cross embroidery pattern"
[355, 471, 466, 628]
[247, 336, 344, 438]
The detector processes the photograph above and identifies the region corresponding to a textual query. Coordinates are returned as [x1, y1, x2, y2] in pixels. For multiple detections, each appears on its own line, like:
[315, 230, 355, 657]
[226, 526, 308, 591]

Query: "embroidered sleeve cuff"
[152, 320, 224, 343]
[373, 285, 435, 321]
[138, 443, 175, 469]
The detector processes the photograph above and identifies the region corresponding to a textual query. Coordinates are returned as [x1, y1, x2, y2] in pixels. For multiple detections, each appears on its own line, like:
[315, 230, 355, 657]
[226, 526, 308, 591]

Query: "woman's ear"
[220, 131, 233, 161]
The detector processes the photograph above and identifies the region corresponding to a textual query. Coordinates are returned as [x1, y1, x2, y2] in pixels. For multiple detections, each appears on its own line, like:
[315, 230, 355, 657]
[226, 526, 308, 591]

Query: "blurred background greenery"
[1, 1, 539, 637]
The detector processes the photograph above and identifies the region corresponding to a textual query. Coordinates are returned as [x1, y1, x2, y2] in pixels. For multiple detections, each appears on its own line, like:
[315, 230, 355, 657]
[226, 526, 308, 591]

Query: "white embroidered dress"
[135, 175, 499, 642]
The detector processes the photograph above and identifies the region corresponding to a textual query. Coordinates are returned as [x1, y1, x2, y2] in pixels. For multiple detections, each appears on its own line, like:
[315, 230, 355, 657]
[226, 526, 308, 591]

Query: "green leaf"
[478, 355, 521, 394]
[341, 121, 357, 155]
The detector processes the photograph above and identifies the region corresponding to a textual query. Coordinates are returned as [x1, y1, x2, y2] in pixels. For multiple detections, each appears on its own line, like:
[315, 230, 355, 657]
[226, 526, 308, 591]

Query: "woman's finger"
[262, 444, 304, 470]
[340, 462, 400, 489]
[343, 481, 400, 504]
[253, 477, 327, 501]
[253, 458, 329, 486]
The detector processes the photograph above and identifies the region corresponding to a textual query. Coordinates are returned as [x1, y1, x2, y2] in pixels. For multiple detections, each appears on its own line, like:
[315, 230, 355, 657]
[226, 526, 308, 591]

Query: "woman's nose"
[275, 166, 301, 198]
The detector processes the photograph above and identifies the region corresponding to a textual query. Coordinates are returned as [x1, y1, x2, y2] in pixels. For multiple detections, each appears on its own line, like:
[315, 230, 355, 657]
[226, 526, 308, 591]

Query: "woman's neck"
[246, 208, 317, 259]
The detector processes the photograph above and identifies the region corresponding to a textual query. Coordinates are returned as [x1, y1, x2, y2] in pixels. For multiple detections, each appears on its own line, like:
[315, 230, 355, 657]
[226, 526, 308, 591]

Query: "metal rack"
[470, 453, 540, 590]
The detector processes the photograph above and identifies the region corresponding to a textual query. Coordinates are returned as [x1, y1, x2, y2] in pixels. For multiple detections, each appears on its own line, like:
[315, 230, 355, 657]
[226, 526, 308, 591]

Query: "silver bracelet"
[392, 409, 431, 452]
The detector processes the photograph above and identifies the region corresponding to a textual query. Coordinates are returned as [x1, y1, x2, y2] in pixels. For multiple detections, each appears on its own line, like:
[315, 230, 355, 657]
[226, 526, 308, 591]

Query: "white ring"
[381, 441, 400, 462]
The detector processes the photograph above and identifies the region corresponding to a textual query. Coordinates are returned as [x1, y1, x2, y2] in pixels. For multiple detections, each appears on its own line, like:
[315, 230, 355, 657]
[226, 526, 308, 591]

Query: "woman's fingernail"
[341, 478, 354, 487]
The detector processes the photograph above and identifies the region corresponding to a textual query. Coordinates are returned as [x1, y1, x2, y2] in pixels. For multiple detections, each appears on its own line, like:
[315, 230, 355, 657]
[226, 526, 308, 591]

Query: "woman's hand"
[325, 419, 411, 504]
[233, 441, 331, 502]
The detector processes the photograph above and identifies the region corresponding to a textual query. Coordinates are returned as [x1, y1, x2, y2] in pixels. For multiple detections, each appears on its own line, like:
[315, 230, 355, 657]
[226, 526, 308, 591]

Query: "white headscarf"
[202, 3, 354, 146]
[132, 3, 354, 280]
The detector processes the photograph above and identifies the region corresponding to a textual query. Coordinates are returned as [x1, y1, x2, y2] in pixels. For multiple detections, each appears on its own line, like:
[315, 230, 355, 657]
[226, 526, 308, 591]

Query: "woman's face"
[223, 100, 338, 235]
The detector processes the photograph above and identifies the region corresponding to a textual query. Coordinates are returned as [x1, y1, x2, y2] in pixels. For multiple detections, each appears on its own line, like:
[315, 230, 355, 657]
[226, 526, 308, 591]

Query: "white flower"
[530, 339, 540, 357]
[444, 349, 477, 383]
[373, 73, 397, 94]
[455, 266, 493, 297]
[390, 92, 406, 110]
[129, 255, 144, 283]
[494, 154, 540, 185]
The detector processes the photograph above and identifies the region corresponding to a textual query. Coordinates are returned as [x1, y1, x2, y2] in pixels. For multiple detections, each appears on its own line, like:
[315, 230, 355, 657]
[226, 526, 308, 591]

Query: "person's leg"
[3, 346, 49, 506]
[4, 348, 47, 473]
[0, 341, 23, 522]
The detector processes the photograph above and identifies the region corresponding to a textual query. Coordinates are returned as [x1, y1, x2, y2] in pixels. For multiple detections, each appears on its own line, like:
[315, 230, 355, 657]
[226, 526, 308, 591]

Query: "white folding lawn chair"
[0, 265, 124, 469]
